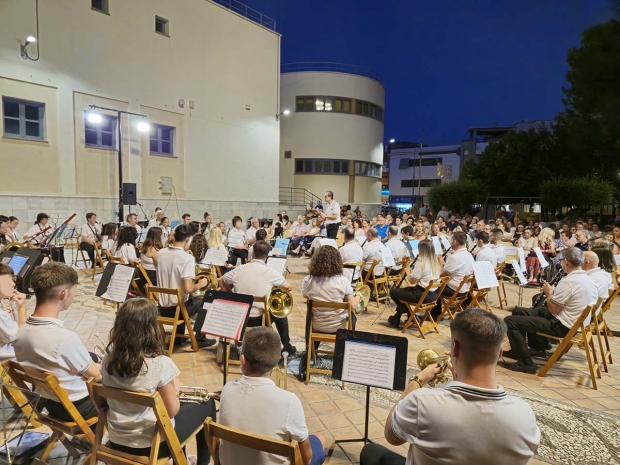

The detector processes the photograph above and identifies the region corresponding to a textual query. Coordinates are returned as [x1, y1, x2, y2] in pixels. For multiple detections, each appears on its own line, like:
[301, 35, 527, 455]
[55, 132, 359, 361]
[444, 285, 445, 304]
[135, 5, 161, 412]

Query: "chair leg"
[168, 321, 177, 356]
[584, 338, 599, 390]
[538, 338, 573, 378]
[305, 336, 312, 386]
[182, 310, 199, 353]
[58, 433, 81, 459]
[39, 431, 61, 462]
[595, 324, 609, 372]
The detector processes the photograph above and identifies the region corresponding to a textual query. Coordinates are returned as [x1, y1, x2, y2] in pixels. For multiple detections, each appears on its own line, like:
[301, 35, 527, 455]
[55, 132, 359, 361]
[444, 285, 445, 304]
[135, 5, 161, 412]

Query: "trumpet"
[93, 332, 107, 360]
[271, 351, 289, 390]
[417, 349, 451, 387]
[178, 386, 212, 404]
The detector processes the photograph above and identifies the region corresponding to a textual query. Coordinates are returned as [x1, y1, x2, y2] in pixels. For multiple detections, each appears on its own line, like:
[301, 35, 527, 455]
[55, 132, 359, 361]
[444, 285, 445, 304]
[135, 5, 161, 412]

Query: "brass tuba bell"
[191, 271, 219, 299]
[352, 283, 371, 315]
[267, 288, 293, 319]
[417, 349, 451, 387]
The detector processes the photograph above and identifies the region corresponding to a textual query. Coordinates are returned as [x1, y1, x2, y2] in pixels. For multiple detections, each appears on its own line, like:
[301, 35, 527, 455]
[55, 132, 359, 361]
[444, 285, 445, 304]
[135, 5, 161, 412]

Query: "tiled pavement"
[41, 257, 620, 464]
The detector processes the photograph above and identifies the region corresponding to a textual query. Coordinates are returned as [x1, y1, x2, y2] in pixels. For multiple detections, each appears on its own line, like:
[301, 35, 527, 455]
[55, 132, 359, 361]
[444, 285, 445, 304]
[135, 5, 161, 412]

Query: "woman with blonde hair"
[413, 222, 427, 240]
[388, 240, 441, 328]
[207, 227, 226, 250]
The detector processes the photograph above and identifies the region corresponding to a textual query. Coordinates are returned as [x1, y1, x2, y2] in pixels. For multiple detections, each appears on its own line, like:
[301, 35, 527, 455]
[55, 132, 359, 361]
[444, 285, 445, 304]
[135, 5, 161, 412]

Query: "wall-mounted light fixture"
[276, 109, 290, 121]
[20, 36, 37, 60]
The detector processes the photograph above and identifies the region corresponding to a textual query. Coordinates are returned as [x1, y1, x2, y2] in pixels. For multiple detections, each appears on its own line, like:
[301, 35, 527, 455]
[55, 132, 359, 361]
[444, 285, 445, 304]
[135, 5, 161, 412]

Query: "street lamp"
[88, 105, 149, 223]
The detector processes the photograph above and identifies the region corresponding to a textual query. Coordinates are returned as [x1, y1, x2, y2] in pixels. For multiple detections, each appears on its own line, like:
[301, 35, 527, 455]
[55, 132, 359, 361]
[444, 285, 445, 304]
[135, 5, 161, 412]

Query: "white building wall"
[0, 0, 281, 226]
[280, 71, 384, 206]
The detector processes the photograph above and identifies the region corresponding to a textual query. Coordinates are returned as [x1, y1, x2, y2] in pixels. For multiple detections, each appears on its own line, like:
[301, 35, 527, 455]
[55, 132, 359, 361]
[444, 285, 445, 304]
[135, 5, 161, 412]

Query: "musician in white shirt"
[228, 216, 249, 266]
[318, 191, 341, 239]
[583, 251, 612, 298]
[474, 231, 498, 267]
[362, 229, 384, 278]
[160, 217, 172, 244]
[101, 223, 118, 254]
[490, 229, 506, 264]
[79, 212, 101, 268]
[245, 217, 260, 246]
[24, 213, 52, 248]
[124, 213, 143, 237]
[114, 227, 139, 264]
[6, 216, 21, 243]
[0, 264, 27, 361]
[339, 228, 363, 264]
[386, 226, 408, 274]
[147, 209, 164, 229]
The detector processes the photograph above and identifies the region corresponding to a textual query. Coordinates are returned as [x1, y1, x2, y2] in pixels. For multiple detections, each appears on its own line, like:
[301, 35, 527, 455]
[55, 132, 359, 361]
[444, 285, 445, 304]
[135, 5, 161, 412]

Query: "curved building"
[279, 63, 385, 207]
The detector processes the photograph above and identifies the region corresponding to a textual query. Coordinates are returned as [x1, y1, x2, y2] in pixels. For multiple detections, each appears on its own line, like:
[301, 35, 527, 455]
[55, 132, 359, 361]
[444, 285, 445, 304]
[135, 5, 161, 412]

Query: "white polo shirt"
[391, 381, 539, 465]
[585, 268, 612, 299]
[339, 241, 363, 264]
[324, 200, 341, 225]
[114, 243, 138, 264]
[475, 244, 498, 267]
[220, 376, 308, 465]
[245, 226, 259, 242]
[228, 228, 246, 248]
[409, 261, 439, 289]
[492, 243, 506, 264]
[156, 246, 195, 307]
[386, 238, 408, 271]
[147, 218, 161, 229]
[222, 260, 285, 318]
[362, 239, 384, 274]
[81, 222, 101, 243]
[0, 308, 18, 360]
[14, 317, 93, 401]
[25, 224, 51, 246]
[443, 248, 475, 292]
[550, 269, 598, 328]
[301, 274, 353, 333]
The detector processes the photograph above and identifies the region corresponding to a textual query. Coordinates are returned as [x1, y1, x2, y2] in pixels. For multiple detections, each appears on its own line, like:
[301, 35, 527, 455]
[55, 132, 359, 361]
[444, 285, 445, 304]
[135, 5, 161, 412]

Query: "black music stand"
[331, 330, 408, 459]
[198, 290, 253, 387]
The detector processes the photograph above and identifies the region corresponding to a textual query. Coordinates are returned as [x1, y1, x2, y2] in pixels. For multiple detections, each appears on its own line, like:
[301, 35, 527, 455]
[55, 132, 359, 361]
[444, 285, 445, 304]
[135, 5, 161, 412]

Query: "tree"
[540, 177, 613, 213]
[426, 180, 484, 215]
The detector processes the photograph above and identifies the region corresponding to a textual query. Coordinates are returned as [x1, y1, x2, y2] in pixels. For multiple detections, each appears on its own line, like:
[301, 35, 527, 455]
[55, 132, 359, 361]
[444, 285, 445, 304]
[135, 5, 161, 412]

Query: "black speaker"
[122, 183, 137, 205]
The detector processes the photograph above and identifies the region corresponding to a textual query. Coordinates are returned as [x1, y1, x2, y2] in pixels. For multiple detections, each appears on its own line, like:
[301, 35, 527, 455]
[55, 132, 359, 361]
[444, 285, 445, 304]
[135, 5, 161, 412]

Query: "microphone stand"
[136, 202, 149, 222]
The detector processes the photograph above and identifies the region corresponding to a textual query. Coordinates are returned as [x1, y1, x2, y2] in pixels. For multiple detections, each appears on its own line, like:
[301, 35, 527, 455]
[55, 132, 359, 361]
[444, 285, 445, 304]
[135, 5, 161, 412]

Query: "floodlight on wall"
[276, 109, 290, 121]
[136, 121, 150, 133]
[20, 36, 38, 60]
[87, 112, 102, 124]
[389, 139, 396, 143]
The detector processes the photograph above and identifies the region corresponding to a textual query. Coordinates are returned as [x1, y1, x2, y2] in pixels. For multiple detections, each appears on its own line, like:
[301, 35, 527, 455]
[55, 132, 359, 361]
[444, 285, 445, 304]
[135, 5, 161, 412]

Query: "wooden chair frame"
[205, 418, 303, 465]
[591, 301, 613, 372]
[437, 275, 476, 321]
[536, 303, 601, 389]
[386, 256, 412, 290]
[146, 285, 199, 356]
[305, 300, 352, 389]
[87, 380, 199, 465]
[74, 236, 92, 275]
[2, 361, 96, 462]
[344, 261, 364, 285]
[401, 276, 449, 337]
[363, 260, 390, 308]
[0, 370, 42, 428]
[495, 263, 508, 309]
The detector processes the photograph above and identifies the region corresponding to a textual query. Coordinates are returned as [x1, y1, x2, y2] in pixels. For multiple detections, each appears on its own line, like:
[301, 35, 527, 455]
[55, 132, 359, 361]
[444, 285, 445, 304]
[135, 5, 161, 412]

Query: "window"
[150, 124, 174, 156]
[84, 112, 117, 149]
[294, 158, 349, 175]
[399, 157, 443, 169]
[295, 96, 352, 113]
[354, 99, 384, 122]
[401, 179, 437, 188]
[91, 0, 109, 14]
[2, 97, 45, 140]
[155, 16, 169, 36]
[354, 161, 381, 178]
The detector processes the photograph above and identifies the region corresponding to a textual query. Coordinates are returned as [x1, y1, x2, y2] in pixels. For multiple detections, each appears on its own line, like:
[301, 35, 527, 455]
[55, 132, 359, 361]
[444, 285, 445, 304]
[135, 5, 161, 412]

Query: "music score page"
[342, 341, 396, 389]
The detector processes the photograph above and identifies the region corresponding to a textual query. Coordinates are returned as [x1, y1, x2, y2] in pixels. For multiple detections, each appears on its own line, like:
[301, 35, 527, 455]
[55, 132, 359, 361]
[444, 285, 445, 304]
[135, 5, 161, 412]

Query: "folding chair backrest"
[253, 295, 269, 327]
[309, 300, 352, 330]
[363, 259, 384, 284]
[601, 284, 620, 314]
[205, 418, 303, 465]
[135, 262, 153, 287]
[146, 285, 182, 309]
[110, 255, 126, 265]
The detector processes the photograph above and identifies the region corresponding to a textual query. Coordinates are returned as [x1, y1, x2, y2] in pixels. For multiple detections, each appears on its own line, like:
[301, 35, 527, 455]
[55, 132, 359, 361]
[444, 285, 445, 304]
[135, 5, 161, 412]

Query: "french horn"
[352, 283, 371, 315]
[191, 267, 219, 299]
[417, 349, 451, 387]
[4, 242, 23, 252]
[267, 288, 293, 319]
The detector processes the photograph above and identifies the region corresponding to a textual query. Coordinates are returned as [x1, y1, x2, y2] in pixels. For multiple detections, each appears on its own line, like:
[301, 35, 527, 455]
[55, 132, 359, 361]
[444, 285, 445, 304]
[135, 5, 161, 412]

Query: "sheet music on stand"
[200, 292, 252, 341]
[511, 260, 528, 286]
[274, 238, 290, 253]
[408, 240, 420, 258]
[379, 245, 396, 267]
[533, 247, 549, 268]
[518, 247, 526, 270]
[318, 238, 338, 248]
[440, 236, 451, 251]
[472, 261, 499, 289]
[431, 236, 443, 255]
[201, 248, 228, 266]
[136, 230, 147, 243]
[615, 254, 620, 266]
[343, 264, 361, 283]
[95, 263, 134, 303]
[62, 225, 77, 239]
[266, 256, 287, 276]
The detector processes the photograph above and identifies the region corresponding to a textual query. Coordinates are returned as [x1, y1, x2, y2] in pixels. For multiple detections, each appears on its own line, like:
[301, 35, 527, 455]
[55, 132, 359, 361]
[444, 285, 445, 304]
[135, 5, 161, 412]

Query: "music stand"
[95, 262, 134, 303]
[199, 290, 253, 386]
[331, 329, 408, 457]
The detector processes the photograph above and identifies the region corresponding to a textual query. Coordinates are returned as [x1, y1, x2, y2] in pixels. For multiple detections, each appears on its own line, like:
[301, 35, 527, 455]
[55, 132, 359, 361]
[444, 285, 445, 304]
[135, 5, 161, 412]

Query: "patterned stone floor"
[37, 255, 620, 464]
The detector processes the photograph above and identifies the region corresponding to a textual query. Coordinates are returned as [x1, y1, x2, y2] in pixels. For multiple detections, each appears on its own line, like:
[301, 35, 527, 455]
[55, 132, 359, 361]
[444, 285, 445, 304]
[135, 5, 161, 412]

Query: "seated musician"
[114, 226, 139, 264]
[474, 231, 497, 267]
[147, 208, 165, 228]
[503, 247, 598, 373]
[219, 327, 326, 465]
[0, 264, 27, 361]
[389, 240, 440, 328]
[339, 227, 363, 264]
[583, 251, 612, 298]
[24, 212, 52, 248]
[103, 299, 216, 465]
[362, 308, 539, 465]
[189, 233, 209, 263]
[247, 229, 268, 261]
[0, 215, 10, 251]
[156, 224, 216, 349]
[430, 232, 475, 321]
[228, 216, 249, 266]
[201, 212, 214, 237]
[123, 213, 143, 236]
[100, 222, 118, 254]
[361, 228, 384, 280]
[301, 246, 360, 334]
[14, 263, 101, 421]
[207, 227, 228, 252]
[79, 212, 101, 268]
[246, 217, 260, 246]
[490, 229, 506, 264]
[385, 225, 407, 276]
[140, 227, 163, 285]
[219, 240, 296, 355]
[217, 222, 228, 245]
[160, 217, 172, 244]
[291, 215, 309, 251]
[6, 216, 21, 243]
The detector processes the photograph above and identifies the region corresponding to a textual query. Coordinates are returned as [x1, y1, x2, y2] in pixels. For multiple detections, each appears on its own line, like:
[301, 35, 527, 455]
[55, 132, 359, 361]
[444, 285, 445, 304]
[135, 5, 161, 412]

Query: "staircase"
[279, 187, 321, 207]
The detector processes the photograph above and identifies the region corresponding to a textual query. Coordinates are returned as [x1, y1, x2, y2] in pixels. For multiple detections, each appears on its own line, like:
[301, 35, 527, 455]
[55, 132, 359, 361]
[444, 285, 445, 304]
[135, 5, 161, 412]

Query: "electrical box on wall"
[158, 176, 173, 195]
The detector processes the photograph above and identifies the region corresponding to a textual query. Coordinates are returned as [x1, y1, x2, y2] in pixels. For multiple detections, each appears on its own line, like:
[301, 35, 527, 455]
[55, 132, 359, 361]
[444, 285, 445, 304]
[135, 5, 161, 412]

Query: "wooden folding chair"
[591, 300, 613, 372]
[146, 285, 199, 356]
[387, 257, 412, 290]
[437, 275, 476, 321]
[495, 263, 508, 309]
[536, 304, 601, 389]
[0, 369, 42, 428]
[305, 300, 352, 389]
[601, 284, 620, 337]
[74, 237, 92, 274]
[401, 277, 449, 337]
[87, 380, 202, 465]
[466, 280, 492, 312]
[335, 233, 345, 247]
[363, 260, 390, 308]
[205, 418, 303, 465]
[2, 361, 96, 462]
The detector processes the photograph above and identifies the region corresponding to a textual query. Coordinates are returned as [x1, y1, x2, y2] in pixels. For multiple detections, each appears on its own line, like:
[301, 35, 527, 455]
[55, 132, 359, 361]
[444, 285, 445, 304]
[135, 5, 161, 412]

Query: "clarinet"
[469, 244, 477, 254]
[533, 270, 565, 308]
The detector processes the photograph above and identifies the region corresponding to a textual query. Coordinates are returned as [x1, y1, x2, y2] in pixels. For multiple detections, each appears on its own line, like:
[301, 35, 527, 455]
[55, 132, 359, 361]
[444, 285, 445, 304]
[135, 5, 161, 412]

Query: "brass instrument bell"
[4, 242, 22, 252]
[352, 283, 371, 315]
[191, 270, 219, 299]
[417, 349, 451, 387]
[267, 288, 293, 319]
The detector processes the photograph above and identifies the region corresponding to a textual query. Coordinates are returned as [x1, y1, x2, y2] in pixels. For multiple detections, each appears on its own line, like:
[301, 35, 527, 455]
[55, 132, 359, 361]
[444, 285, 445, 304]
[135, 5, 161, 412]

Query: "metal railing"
[210, 0, 276, 31]
[281, 62, 384, 85]
[279, 187, 321, 206]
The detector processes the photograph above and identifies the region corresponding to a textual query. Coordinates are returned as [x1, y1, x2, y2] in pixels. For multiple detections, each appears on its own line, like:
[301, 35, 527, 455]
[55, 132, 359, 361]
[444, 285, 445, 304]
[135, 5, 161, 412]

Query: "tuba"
[352, 283, 371, 315]
[267, 288, 293, 319]
[417, 349, 451, 387]
[191, 265, 219, 299]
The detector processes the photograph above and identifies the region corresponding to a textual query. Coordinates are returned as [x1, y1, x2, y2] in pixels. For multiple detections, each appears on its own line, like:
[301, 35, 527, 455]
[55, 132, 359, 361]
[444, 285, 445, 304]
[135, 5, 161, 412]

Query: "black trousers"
[229, 249, 248, 266]
[326, 223, 340, 239]
[430, 286, 465, 320]
[360, 443, 406, 465]
[390, 286, 436, 320]
[111, 399, 216, 465]
[44, 394, 98, 423]
[247, 314, 292, 349]
[505, 307, 570, 361]
[160, 298, 206, 339]
[79, 242, 95, 266]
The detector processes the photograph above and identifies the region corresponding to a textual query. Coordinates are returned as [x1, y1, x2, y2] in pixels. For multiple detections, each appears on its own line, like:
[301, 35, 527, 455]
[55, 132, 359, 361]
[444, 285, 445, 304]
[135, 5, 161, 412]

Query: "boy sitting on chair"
[219, 327, 326, 465]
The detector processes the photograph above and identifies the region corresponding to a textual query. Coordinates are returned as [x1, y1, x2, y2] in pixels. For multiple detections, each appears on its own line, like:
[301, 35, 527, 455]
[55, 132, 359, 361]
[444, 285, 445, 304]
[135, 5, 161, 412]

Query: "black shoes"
[388, 315, 401, 328]
[529, 349, 549, 359]
[502, 360, 537, 374]
[502, 350, 519, 360]
[196, 337, 217, 349]
[282, 345, 297, 357]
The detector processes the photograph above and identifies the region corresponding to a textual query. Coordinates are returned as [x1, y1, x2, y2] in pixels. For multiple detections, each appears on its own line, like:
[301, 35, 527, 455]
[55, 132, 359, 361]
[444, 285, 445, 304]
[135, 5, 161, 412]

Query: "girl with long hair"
[101, 223, 118, 254]
[388, 240, 441, 328]
[103, 299, 216, 464]
[160, 217, 172, 244]
[301, 246, 360, 334]
[591, 241, 616, 274]
[413, 221, 427, 240]
[140, 227, 163, 284]
[207, 227, 226, 250]
[6, 216, 20, 242]
[353, 219, 364, 238]
[114, 226, 139, 264]
[189, 233, 209, 263]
